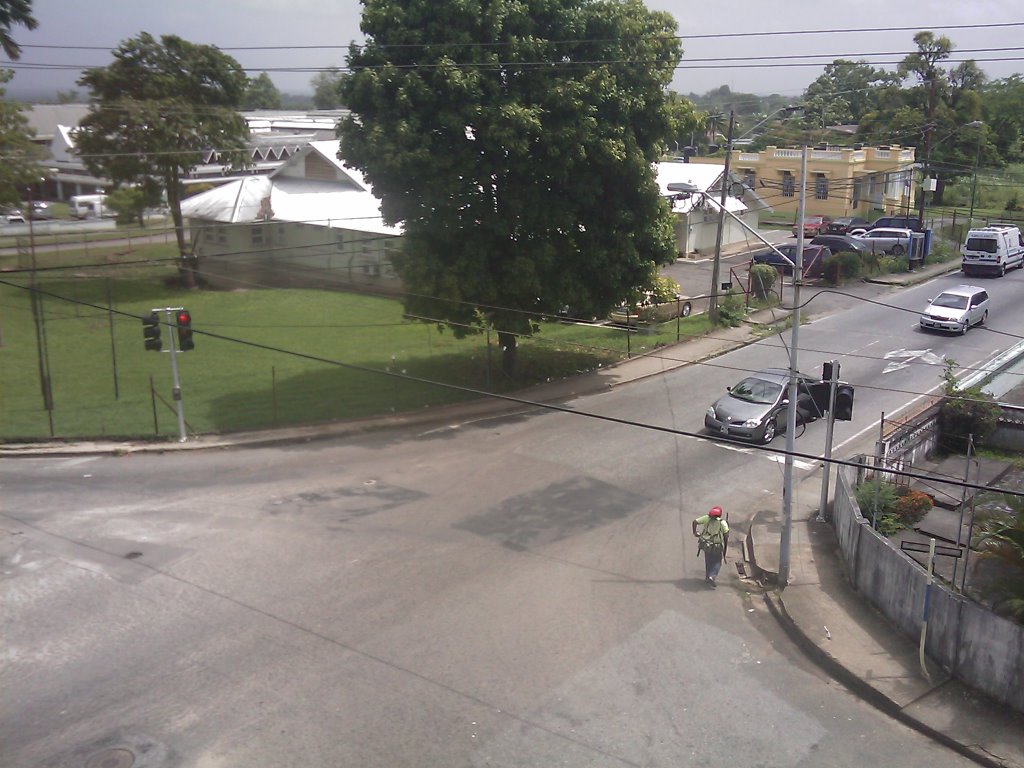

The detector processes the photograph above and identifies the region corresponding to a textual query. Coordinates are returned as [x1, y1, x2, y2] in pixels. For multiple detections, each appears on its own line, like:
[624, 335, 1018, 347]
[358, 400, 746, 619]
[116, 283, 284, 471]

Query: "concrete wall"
[833, 464, 1024, 713]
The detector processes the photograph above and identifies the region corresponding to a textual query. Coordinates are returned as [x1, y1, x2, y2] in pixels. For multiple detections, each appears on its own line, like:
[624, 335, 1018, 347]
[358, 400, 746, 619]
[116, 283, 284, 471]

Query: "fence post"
[271, 365, 278, 424]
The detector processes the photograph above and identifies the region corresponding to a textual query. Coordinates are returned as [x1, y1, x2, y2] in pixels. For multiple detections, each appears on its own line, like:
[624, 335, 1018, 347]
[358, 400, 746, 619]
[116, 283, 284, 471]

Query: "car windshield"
[932, 293, 969, 310]
[730, 377, 783, 404]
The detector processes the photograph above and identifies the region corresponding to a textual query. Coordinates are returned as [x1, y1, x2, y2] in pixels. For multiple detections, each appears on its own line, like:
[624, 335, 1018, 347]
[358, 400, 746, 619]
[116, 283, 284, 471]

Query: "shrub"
[749, 264, 777, 300]
[855, 481, 898, 522]
[892, 490, 933, 525]
[940, 360, 1000, 452]
[716, 290, 745, 327]
[837, 251, 863, 280]
[821, 255, 841, 285]
[650, 275, 681, 304]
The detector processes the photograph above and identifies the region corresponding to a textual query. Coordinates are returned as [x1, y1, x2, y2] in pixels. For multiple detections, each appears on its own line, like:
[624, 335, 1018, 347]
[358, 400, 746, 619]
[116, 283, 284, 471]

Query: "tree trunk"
[497, 330, 518, 377]
[165, 169, 195, 288]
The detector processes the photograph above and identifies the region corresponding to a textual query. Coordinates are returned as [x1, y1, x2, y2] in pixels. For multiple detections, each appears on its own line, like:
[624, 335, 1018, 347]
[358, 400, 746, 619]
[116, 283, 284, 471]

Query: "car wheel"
[892, 244, 905, 256]
[761, 418, 777, 444]
[980, 310, 988, 326]
[681, 301, 692, 317]
[1000, 263, 1006, 277]
[960, 320, 969, 335]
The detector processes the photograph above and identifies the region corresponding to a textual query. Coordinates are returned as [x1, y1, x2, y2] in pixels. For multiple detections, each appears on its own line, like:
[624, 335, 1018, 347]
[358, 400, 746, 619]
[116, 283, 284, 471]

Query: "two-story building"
[696, 145, 917, 222]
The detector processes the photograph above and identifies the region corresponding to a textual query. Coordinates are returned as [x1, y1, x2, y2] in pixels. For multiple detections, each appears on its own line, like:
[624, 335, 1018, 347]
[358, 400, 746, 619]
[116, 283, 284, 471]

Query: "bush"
[837, 251, 863, 280]
[716, 290, 745, 327]
[855, 481, 898, 521]
[892, 489, 933, 525]
[650, 275, 681, 304]
[940, 360, 1001, 452]
[822, 255, 841, 285]
[749, 264, 777, 300]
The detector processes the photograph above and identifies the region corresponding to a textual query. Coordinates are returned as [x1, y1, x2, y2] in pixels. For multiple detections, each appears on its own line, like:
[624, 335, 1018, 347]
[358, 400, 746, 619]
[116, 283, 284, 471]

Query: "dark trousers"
[703, 547, 724, 580]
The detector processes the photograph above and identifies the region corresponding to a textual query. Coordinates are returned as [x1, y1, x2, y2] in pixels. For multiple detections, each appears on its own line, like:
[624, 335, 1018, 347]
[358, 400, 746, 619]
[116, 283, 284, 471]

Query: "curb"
[762, 589, 1011, 768]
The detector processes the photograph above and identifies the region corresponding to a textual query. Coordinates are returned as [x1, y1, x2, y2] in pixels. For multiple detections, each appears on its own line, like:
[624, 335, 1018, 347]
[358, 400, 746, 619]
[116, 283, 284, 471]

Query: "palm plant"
[973, 492, 1024, 622]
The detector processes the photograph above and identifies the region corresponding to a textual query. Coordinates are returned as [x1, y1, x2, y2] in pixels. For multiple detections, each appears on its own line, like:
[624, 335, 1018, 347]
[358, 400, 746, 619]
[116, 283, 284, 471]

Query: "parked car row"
[2, 201, 54, 222]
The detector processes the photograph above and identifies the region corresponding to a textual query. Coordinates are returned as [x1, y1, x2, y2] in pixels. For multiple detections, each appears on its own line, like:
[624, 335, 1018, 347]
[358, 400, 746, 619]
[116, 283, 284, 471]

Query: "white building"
[181, 140, 403, 294]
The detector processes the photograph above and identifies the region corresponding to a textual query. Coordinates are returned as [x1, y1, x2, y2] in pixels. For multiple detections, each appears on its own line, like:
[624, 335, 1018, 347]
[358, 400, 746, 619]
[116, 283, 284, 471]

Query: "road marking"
[766, 455, 817, 470]
[707, 437, 818, 470]
[882, 348, 944, 374]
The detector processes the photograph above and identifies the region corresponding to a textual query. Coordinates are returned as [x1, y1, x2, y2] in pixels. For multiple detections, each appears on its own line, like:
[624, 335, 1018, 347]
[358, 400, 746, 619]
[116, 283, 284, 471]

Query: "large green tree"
[0, 69, 43, 204]
[243, 72, 283, 109]
[340, 0, 685, 372]
[76, 33, 250, 286]
[802, 60, 897, 126]
[0, 0, 36, 60]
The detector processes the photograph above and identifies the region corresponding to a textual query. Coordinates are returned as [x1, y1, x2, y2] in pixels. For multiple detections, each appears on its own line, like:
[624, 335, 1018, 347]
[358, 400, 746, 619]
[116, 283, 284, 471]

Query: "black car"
[825, 216, 869, 234]
[810, 234, 869, 254]
[751, 244, 831, 277]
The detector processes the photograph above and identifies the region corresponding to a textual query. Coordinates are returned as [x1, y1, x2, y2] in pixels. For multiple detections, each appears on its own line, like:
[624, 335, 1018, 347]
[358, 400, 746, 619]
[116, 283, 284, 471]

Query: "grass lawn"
[0, 258, 716, 441]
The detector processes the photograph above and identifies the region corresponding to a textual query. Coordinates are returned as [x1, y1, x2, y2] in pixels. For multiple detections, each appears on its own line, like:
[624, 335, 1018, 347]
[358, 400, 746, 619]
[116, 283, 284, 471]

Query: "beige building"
[696, 145, 917, 222]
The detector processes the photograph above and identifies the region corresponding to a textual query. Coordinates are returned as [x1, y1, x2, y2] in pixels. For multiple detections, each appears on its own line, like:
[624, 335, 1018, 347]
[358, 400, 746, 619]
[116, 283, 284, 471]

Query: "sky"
[6, 0, 1024, 101]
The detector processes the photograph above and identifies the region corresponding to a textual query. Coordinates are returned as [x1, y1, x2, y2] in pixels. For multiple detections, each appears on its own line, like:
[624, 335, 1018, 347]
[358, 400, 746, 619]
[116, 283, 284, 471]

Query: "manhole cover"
[85, 748, 135, 768]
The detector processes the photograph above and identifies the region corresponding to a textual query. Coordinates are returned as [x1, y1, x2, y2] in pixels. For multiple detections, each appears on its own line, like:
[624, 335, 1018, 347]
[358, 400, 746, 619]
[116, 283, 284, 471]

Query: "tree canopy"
[243, 72, 283, 110]
[311, 68, 345, 109]
[0, 69, 43, 204]
[339, 0, 688, 371]
[0, 0, 37, 60]
[76, 33, 250, 285]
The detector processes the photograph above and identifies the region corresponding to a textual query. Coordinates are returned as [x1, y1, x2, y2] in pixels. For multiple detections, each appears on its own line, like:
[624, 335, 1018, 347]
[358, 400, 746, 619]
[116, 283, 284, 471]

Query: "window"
[743, 169, 755, 189]
[782, 172, 794, 197]
[251, 224, 264, 247]
[852, 178, 862, 210]
[815, 174, 829, 201]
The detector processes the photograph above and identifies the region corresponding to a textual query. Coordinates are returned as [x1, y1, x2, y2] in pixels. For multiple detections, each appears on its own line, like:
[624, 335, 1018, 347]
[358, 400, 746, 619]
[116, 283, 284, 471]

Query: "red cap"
[709, 506, 723, 517]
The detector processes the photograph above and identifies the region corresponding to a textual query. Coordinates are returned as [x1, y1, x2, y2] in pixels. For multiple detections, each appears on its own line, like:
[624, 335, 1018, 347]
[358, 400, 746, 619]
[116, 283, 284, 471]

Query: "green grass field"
[0, 250, 715, 441]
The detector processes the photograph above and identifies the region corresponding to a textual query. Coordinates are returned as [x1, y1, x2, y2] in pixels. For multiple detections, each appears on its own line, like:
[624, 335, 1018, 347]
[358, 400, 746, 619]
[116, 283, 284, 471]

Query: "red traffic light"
[176, 309, 195, 351]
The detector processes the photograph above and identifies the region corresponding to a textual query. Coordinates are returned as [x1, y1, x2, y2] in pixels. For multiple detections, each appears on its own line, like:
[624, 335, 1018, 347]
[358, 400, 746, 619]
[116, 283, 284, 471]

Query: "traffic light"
[142, 312, 162, 351]
[822, 360, 840, 382]
[176, 309, 194, 351]
[808, 381, 832, 415]
[834, 384, 855, 421]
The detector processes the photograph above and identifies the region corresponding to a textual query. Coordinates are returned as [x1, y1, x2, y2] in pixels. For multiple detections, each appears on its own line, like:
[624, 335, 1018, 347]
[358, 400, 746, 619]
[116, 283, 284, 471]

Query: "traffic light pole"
[161, 306, 187, 443]
[817, 361, 840, 522]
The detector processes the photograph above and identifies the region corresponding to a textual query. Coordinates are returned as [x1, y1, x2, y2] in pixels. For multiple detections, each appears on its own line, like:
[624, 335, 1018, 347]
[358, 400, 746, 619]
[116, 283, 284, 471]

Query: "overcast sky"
[8, 0, 1024, 100]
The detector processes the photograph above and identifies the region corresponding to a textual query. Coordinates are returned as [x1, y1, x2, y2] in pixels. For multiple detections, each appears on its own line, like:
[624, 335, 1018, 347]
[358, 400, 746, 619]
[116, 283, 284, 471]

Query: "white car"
[853, 227, 914, 255]
[919, 285, 990, 334]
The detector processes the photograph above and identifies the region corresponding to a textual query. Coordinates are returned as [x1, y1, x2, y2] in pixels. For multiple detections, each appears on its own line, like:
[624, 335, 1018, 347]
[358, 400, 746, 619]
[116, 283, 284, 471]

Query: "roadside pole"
[160, 306, 188, 443]
[817, 360, 839, 522]
[779, 144, 808, 586]
[709, 110, 736, 326]
[919, 537, 936, 680]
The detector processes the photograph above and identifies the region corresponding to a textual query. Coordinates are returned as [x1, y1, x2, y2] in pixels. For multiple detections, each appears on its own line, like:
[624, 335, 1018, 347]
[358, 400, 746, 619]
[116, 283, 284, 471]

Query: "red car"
[792, 215, 833, 238]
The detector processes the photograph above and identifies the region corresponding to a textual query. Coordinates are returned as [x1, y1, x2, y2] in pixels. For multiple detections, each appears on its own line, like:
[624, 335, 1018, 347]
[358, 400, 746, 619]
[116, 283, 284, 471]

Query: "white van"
[961, 224, 1024, 277]
[69, 194, 112, 219]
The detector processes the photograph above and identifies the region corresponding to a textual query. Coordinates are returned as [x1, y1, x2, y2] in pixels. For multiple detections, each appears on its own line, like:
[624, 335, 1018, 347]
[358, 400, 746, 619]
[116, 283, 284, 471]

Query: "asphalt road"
[6, 263, 1022, 767]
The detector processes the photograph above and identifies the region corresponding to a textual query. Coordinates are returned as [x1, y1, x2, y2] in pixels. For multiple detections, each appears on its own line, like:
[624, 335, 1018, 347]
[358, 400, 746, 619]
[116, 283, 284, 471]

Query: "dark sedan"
[751, 244, 831, 277]
[704, 368, 821, 444]
[825, 216, 869, 235]
[810, 234, 869, 254]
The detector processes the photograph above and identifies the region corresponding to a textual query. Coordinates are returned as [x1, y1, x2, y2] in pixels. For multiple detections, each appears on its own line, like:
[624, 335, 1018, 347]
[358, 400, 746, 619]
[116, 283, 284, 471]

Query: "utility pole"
[709, 110, 736, 326]
[921, 77, 937, 231]
[779, 144, 808, 586]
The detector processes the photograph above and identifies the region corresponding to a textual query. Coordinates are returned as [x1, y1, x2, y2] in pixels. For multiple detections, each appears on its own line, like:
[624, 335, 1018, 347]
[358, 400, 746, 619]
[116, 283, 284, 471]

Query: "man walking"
[692, 506, 729, 587]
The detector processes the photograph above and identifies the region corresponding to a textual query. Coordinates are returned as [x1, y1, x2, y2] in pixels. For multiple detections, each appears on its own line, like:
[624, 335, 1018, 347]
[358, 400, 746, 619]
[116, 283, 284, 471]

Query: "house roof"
[656, 161, 748, 214]
[181, 140, 399, 236]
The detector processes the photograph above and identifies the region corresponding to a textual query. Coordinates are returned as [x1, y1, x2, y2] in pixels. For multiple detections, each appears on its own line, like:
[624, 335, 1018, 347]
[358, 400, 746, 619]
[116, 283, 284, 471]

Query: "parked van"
[69, 194, 112, 219]
[961, 224, 1024, 277]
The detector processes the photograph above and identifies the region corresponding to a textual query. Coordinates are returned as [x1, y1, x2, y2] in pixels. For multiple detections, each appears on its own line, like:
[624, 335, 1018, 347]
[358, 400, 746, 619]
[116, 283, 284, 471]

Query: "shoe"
[708, 576, 717, 589]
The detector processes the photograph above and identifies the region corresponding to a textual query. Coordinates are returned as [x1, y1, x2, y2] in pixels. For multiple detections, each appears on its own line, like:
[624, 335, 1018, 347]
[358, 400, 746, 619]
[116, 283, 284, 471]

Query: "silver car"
[704, 368, 820, 444]
[919, 285, 990, 334]
[853, 227, 914, 255]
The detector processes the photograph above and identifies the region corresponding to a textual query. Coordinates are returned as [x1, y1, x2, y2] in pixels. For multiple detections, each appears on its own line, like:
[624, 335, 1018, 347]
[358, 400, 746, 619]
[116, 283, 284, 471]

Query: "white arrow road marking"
[883, 348, 944, 374]
[766, 454, 818, 470]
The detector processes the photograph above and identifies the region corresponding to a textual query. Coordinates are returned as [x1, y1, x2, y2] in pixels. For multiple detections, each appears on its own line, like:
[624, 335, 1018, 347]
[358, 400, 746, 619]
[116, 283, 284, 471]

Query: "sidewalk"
[747, 495, 1024, 768]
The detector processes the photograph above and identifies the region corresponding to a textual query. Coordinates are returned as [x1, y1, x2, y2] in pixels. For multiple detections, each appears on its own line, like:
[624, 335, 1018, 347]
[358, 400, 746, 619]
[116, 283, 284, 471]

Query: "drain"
[124, 552, 142, 560]
[85, 748, 135, 768]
